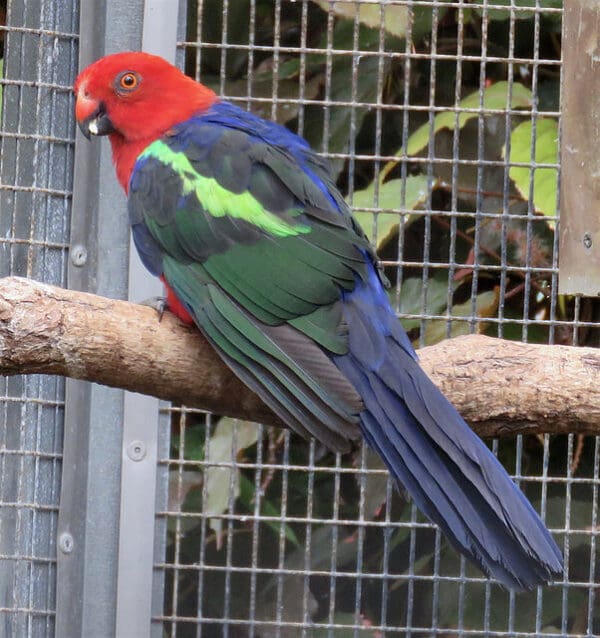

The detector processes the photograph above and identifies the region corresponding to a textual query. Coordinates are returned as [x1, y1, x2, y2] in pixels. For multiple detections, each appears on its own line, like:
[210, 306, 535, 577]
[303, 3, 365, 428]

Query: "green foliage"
[396, 274, 499, 345]
[423, 288, 499, 344]
[301, 19, 390, 175]
[352, 174, 430, 249]
[396, 273, 457, 331]
[311, 0, 409, 38]
[470, 0, 563, 21]
[203, 418, 258, 537]
[402, 81, 533, 158]
[505, 118, 559, 219]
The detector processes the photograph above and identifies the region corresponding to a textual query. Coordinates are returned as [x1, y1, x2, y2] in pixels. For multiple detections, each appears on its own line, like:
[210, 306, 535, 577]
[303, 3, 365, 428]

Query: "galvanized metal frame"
[116, 2, 180, 636]
[559, 0, 600, 296]
[59, 2, 182, 635]
[58, 0, 144, 635]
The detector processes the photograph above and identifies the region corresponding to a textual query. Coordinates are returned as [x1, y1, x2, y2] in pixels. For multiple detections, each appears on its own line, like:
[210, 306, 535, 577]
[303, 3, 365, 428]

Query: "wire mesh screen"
[0, 0, 78, 634]
[150, 1, 600, 636]
[2, 0, 597, 635]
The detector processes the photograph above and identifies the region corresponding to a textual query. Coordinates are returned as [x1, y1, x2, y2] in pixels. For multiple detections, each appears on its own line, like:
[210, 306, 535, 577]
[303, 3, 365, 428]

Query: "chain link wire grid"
[148, 1, 600, 636]
[0, 0, 78, 634]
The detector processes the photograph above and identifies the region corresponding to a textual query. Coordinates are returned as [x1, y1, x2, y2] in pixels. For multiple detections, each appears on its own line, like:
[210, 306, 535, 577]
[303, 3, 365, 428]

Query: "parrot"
[74, 52, 563, 590]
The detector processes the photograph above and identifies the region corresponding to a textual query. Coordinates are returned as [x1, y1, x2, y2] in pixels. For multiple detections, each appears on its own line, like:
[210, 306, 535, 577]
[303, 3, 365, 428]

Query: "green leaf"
[505, 118, 559, 218]
[323, 56, 381, 157]
[412, 2, 453, 42]
[396, 273, 458, 332]
[423, 288, 499, 346]
[167, 470, 203, 514]
[405, 81, 533, 157]
[170, 425, 204, 461]
[205, 418, 258, 538]
[238, 474, 301, 548]
[470, 0, 562, 21]
[311, 0, 409, 38]
[303, 20, 387, 175]
[352, 175, 430, 248]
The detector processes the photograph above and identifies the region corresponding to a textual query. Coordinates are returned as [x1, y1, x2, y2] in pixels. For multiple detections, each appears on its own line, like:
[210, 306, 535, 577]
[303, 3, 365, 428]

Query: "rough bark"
[0, 276, 598, 438]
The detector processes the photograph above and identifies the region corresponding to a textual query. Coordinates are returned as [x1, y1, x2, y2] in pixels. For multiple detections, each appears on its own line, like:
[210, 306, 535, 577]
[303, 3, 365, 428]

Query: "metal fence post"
[115, 2, 180, 636]
[559, 0, 600, 295]
[56, 0, 145, 635]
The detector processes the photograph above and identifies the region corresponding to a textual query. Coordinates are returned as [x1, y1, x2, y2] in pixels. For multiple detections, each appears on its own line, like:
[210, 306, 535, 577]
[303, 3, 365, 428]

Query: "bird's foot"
[139, 296, 168, 322]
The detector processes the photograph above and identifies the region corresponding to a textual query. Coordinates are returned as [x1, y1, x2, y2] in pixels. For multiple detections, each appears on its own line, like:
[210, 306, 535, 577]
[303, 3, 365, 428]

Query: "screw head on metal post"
[70, 244, 88, 267]
[127, 440, 147, 462]
[59, 532, 74, 554]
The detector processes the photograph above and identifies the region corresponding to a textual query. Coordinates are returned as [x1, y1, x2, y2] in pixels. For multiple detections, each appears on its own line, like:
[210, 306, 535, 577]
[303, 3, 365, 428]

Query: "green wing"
[128, 120, 372, 450]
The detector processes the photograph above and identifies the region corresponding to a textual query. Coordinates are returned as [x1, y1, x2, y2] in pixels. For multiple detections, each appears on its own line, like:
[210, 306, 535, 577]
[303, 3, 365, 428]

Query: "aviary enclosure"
[1, 0, 599, 636]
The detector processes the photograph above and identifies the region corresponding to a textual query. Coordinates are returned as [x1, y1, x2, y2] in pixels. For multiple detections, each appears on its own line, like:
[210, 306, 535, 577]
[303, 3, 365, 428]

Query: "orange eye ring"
[116, 71, 140, 92]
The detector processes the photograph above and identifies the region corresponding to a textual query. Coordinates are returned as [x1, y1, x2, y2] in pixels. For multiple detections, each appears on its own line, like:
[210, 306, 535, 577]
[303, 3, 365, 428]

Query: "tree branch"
[0, 276, 598, 438]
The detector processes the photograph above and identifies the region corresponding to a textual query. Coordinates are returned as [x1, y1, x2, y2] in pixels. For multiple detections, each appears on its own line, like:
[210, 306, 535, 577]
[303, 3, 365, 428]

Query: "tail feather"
[336, 282, 563, 590]
[384, 350, 559, 560]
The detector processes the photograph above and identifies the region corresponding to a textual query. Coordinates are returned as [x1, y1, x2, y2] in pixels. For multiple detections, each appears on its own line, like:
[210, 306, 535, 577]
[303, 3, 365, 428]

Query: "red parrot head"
[74, 51, 217, 189]
[74, 51, 216, 142]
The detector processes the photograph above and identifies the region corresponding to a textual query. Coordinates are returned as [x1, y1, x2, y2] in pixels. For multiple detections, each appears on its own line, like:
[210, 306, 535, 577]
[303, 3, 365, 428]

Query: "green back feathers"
[128, 112, 373, 450]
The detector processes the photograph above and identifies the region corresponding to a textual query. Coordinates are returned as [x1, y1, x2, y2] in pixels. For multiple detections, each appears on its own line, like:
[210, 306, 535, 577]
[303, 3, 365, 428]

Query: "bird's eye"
[116, 72, 140, 92]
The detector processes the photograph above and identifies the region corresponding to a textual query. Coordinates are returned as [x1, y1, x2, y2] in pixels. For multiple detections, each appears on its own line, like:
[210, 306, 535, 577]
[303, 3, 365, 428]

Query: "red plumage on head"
[74, 51, 217, 191]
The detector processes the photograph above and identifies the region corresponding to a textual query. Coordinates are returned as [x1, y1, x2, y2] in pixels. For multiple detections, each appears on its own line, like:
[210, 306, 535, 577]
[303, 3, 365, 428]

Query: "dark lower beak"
[78, 103, 115, 139]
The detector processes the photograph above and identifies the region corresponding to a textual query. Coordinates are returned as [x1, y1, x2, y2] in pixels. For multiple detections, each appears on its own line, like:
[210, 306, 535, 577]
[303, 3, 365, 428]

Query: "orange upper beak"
[75, 90, 115, 139]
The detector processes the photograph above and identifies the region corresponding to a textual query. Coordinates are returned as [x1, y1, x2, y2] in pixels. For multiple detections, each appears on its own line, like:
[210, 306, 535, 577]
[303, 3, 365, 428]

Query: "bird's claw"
[139, 296, 168, 322]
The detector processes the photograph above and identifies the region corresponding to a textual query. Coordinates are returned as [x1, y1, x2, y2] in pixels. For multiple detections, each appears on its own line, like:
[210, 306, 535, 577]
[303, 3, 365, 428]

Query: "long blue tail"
[335, 272, 563, 590]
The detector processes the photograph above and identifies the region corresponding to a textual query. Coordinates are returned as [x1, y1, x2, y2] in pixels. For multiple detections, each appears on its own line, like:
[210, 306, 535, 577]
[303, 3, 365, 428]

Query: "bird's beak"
[75, 97, 115, 139]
